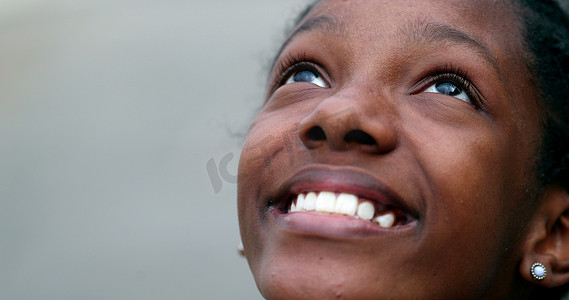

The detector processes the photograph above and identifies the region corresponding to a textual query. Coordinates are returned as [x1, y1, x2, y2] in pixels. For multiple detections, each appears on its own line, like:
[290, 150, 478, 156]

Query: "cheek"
[237, 111, 303, 263]
[403, 113, 535, 287]
[237, 112, 301, 190]
[237, 99, 318, 187]
[405, 103, 530, 215]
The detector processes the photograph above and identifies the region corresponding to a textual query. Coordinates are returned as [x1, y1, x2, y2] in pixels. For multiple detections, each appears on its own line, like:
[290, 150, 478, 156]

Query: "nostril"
[344, 130, 376, 145]
[306, 126, 327, 141]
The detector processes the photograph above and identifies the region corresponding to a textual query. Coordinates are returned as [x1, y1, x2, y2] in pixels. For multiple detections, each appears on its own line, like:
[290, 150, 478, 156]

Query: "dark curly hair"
[515, 1, 569, 297]
[514, 0, 569, 193]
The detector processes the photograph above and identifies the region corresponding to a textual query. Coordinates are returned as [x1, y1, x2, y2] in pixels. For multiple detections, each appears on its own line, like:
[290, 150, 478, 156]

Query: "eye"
[285, 69, 328, 88]
[424, 81, 471, 104]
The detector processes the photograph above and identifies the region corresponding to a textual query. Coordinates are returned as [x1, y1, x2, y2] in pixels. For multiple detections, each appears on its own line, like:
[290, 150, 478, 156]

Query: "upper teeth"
[289, 191, 397, 228]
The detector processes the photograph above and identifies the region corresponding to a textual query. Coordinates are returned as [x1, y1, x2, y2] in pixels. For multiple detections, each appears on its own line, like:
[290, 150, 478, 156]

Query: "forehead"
[311, 0, 515, 20]
[283, 0, 527, 80]
[303, 0, 521, 45]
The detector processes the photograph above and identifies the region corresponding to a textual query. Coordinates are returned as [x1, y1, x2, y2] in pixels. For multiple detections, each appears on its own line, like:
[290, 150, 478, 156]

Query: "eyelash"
[418, 65, 481, 108]
[270, 53, 323, 92]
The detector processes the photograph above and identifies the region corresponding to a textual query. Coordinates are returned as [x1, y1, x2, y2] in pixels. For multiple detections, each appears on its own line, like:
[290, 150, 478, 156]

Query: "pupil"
[293, 70, 317, 83]
[435, 82, 461, 96]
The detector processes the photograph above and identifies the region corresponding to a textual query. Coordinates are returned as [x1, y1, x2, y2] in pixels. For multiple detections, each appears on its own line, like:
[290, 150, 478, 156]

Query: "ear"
[520, 185, 569, 288]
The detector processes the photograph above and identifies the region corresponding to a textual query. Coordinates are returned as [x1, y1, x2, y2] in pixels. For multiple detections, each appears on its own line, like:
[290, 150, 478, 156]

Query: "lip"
[266, 165, 420, 238]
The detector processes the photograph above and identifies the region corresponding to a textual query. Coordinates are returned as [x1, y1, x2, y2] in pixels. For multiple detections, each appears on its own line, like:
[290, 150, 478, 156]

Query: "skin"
[238, 0, 549, 298]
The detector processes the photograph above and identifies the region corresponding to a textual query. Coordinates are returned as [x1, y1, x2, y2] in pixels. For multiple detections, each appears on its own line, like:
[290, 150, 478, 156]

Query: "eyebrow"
[271, 14, 504, 79]
[270, 15, 342, 72]
[281, 15, 341, 53]
[404, 21, 502, 74]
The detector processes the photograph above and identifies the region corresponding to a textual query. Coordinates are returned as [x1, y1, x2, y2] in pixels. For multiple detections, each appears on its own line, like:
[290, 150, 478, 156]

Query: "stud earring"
[531, 262, 546, 281]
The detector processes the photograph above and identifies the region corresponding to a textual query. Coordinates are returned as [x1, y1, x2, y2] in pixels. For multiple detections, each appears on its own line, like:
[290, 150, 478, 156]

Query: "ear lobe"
[520, 185, 569, 287]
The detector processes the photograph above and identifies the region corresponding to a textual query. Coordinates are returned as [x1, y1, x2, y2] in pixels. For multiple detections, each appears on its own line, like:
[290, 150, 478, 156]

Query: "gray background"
[0, 0, 309, 299]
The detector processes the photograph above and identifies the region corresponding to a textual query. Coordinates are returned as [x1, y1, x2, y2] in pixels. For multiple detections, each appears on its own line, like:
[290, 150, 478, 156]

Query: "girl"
[238, 0, 569, 298]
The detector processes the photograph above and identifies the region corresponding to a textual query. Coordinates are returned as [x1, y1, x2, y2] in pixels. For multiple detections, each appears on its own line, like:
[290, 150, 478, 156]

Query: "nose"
[298, 92, 398, 154]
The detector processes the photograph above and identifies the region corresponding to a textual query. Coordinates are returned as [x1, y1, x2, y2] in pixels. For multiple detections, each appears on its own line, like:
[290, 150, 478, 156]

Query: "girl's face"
[239, 0, 544, 298]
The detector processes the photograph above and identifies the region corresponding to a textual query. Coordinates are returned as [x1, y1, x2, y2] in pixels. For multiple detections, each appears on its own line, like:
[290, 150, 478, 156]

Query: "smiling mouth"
[267, 166, 419, 237]
[286, 191, 410, 228]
